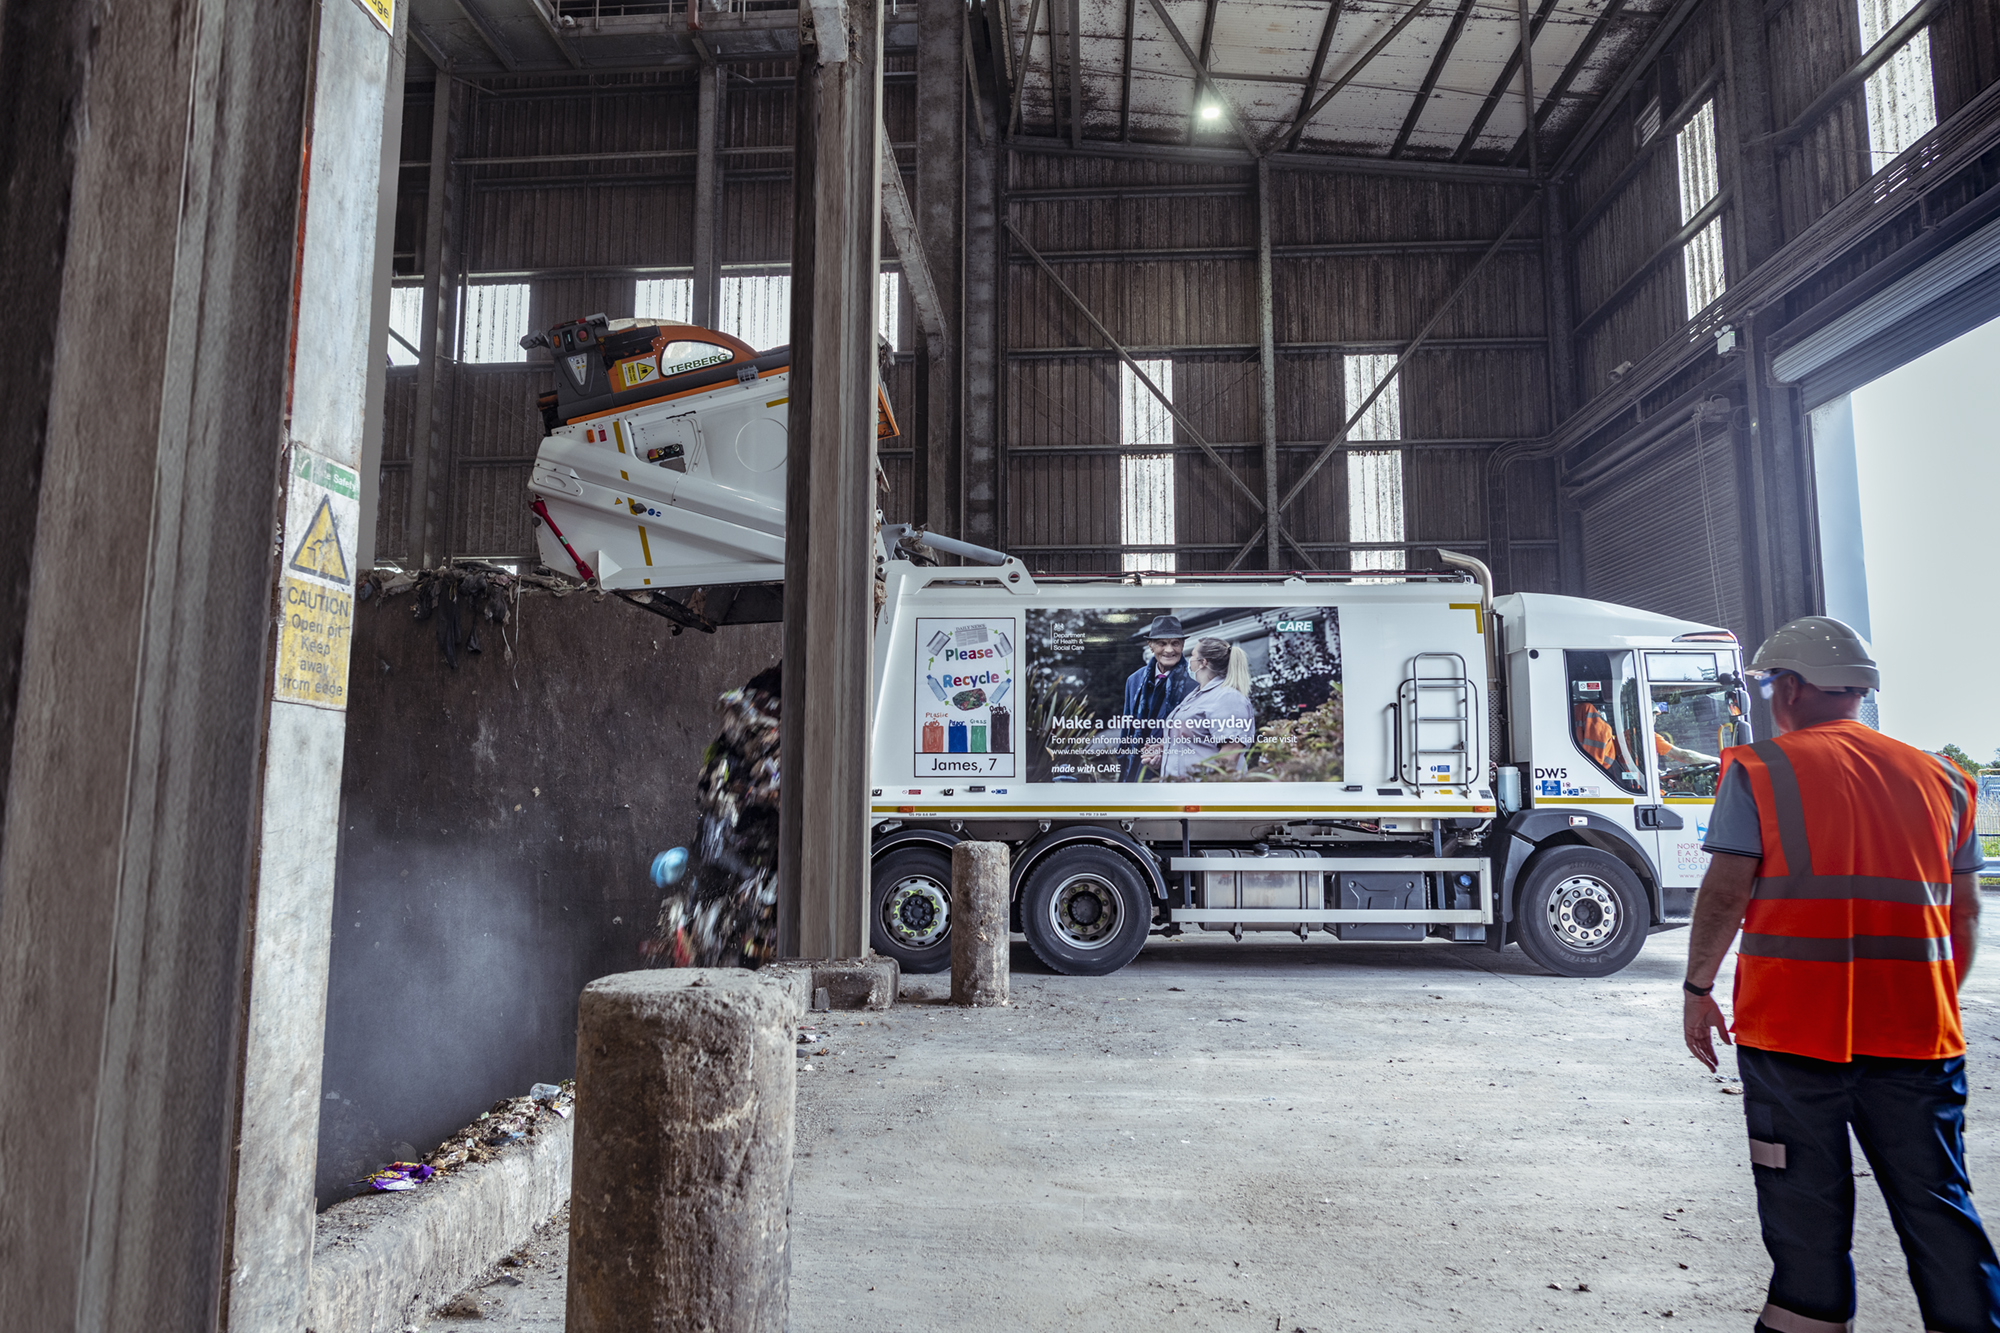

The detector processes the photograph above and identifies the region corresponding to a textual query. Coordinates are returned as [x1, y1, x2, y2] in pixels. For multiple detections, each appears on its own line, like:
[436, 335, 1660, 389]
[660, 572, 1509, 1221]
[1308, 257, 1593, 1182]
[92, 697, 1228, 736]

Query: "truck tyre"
[1512, 845, 1649, 978]
[1019, 845, 1151, 977]
[870, 844, 955, 974]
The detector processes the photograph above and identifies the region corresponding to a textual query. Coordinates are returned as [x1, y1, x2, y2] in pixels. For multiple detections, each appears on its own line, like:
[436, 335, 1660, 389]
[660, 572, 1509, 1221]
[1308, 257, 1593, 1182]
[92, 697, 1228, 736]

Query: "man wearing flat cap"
[1119, 614, 1195, 781]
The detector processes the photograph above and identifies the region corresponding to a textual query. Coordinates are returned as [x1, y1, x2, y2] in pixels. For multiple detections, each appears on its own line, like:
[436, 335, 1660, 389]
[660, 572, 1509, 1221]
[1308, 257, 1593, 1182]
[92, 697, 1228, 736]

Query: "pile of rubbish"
[423, 1081, 574, 1177]
[353, 1080, 575, 1192]
[642, 665, 782, 969]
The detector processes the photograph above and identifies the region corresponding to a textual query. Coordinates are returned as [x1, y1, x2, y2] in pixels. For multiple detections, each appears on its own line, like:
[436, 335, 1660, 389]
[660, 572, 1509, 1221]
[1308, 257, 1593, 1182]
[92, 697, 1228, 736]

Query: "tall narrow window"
[1343, 353, 1404, 573]
[1676, 101, 1726, 319]
[879, 272, 902, 351]
[633, 276, 694, 325]
[1119, 360, 1175, 573]
[387, 286, 423, 367]
[717, 273, 792, 352]
[1859, 0, 1936, 172]
[459, 282, 531, 363]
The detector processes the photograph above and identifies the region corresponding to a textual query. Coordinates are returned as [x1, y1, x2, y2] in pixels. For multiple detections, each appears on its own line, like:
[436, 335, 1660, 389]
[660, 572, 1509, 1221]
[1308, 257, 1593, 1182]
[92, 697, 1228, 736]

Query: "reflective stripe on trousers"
[1738, 1046, 2000, 1333]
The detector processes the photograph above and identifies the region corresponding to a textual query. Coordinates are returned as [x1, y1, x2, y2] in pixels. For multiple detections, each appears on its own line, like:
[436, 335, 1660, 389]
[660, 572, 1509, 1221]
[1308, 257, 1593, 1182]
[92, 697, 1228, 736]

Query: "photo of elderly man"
[1119, 614, 1195, 781]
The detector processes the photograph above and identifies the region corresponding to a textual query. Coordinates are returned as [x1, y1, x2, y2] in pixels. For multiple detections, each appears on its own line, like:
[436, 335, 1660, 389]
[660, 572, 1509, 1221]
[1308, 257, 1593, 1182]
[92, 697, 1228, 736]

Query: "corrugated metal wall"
[1554, 0, 2000, 639]
[380, 63, 1566, 587]
[379, 65, 918, 562]
[1000, 153, 1559, 584]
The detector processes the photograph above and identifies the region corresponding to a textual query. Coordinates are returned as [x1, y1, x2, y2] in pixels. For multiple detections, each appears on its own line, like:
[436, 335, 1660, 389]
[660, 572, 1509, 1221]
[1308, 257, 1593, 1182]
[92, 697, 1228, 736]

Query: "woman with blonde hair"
[1145, 637, 1257, 779]
[1224, 643, 1251, 698]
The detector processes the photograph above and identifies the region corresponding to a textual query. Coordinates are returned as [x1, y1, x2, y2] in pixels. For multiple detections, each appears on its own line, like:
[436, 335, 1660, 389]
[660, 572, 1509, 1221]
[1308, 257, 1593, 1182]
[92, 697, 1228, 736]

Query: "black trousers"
[1738, 1045, 2000, 1332]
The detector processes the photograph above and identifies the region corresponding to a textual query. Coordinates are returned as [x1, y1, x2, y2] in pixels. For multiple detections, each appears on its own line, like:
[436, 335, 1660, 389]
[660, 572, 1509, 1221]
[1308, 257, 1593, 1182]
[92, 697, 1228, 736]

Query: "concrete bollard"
[567, 969, 798, 1333]
[950, 841, 1010, 1006]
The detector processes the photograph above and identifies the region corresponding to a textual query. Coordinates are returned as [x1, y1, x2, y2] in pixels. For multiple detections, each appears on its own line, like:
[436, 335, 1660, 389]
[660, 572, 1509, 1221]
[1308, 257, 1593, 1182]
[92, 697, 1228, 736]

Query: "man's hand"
[1684, 991, 1732, 1072]
[1681, 851, 1758, 1070]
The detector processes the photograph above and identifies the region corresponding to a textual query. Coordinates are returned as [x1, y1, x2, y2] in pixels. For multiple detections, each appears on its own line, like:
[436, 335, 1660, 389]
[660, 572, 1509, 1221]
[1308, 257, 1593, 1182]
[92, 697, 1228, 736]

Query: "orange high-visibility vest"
[1722, 720, 1973, 1062]
[1574, 703, 1617, 768]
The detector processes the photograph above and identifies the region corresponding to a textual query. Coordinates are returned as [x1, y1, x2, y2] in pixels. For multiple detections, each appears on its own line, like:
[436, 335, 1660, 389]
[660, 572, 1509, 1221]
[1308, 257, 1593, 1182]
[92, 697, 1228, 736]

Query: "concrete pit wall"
[317, 586, 781, 1204]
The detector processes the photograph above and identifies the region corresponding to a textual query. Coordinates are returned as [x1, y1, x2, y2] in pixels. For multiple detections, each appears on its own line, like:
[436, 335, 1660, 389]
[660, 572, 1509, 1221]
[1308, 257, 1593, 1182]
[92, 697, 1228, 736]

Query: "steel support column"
[779, 0, 883, 961]
[407, 75, 466, 569]
[693, 60, 722, 327]
[1719, 0, 1812, 642]
[963, 41, 1002, 548]
[1256, 158, 1280, 570]
[916, 0, 964, 535]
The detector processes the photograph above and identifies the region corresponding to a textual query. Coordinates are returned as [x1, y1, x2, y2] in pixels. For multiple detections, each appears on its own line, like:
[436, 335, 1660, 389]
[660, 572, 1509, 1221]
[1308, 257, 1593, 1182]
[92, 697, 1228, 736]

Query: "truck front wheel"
[869, 844, 955, 974]
[1019, 845, 1152, 977]
[1513, 846, 1649, 978]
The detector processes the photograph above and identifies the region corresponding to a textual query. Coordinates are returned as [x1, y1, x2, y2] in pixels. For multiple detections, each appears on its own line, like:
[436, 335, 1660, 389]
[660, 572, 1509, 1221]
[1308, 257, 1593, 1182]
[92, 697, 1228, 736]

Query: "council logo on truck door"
[915, 618, 1016, 778]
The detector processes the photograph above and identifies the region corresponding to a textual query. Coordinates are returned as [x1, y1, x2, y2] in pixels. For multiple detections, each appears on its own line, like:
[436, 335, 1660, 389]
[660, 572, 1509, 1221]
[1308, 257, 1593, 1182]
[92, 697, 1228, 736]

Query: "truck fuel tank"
[1197, 847, 1318, 932]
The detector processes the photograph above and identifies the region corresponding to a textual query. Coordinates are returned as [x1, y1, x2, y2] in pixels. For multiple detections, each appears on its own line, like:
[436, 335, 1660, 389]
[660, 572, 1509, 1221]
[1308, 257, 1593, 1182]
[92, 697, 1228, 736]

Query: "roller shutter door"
[1576, 422, 1745, 634]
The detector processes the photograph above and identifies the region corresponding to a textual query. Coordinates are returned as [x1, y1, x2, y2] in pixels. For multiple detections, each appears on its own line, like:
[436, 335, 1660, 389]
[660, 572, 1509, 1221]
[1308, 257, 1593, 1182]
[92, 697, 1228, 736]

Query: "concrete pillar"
[0, 1, 317, 1328]
[357, 8, 410, 573]
[778, 0, 884, 960]
[567, 970, 797, 1332]
[693, 61, 722, 329]
[950, 843, 1010, 1006]
[223, 2, 397, 1325]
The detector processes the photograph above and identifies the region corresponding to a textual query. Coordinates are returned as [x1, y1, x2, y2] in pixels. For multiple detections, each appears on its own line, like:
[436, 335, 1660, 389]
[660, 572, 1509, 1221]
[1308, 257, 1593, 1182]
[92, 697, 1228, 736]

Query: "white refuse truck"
[525, 316, 1753, 979]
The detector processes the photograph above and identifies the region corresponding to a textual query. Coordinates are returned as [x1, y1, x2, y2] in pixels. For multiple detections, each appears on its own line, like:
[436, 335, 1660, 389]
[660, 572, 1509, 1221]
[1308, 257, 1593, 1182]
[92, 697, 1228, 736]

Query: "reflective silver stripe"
[1751, 740, 1814, 876]
[1740, 932, 1952, 963]
[1749, 1137, 1788, 1168]
[1751, 875, 1951, 907]
[1935, 754, 1976, 867]
[1759, 1303, 1853, 1333]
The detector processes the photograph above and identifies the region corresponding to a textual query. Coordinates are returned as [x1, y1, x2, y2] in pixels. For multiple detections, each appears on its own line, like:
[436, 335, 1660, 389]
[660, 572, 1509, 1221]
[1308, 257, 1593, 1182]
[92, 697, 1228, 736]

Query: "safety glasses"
[1748, 669, 1793, 700]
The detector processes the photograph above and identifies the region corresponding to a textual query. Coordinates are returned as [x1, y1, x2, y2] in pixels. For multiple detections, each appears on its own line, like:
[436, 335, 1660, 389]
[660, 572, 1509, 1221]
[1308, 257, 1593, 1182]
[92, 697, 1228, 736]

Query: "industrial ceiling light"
[1197, 99, 1222, 122]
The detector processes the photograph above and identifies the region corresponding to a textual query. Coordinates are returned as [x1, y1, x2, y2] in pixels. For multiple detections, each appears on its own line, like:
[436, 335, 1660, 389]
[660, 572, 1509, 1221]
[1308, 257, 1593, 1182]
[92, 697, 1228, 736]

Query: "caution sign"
[617, 357, 659, 390]
[288, 496, 351, 583]
[277, 578, 354, 706]
[352, 0, 394, 33]
[275, 445, 361, 711]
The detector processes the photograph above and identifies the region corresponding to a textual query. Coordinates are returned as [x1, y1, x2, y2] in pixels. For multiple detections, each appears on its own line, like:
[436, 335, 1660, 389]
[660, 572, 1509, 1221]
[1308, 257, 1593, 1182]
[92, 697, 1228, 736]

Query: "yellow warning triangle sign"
[288, 495, 351, 584]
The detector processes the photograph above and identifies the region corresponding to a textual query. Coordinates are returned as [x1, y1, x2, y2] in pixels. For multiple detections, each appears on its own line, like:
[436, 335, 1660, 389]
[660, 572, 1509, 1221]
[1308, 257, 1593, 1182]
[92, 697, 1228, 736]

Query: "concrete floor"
[438, 912, 2000, 1331]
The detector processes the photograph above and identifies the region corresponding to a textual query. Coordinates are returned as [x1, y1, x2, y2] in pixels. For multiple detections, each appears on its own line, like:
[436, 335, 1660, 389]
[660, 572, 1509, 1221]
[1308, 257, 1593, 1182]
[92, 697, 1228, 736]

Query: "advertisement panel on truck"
[1020, 605, 1344, 785]
[914, 617, 1018, 778]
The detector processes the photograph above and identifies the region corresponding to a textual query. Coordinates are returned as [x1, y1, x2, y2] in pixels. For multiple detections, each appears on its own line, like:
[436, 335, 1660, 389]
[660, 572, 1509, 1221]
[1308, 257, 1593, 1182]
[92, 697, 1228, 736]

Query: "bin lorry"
[525, 315, 1753, 980]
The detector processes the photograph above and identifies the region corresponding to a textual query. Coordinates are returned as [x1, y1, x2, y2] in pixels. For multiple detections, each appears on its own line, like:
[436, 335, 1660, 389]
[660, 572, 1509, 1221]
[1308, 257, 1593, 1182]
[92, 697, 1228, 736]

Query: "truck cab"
[1491, 593, 1750, 971]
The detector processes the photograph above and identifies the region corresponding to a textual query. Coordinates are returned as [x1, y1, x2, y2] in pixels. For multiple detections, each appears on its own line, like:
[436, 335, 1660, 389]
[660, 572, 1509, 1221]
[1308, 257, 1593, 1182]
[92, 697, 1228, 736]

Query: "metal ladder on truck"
[1397, 652, 1477, 790]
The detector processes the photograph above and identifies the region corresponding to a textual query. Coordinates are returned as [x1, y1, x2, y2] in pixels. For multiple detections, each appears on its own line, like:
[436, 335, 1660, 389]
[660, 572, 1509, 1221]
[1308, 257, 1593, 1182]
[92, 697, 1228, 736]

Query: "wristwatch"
[1682, 979, 1714, 997]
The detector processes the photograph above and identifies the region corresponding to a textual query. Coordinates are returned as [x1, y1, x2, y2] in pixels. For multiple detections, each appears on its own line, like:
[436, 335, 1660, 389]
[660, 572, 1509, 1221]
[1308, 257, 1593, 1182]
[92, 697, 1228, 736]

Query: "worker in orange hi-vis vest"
[1683, 616, 2000, 1332]
[1573, 700, 1618, 768]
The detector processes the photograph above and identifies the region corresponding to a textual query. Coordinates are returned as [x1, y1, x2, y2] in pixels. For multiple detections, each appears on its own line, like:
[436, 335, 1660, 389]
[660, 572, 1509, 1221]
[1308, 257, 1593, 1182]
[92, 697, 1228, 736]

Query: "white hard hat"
[1748, 616, 1879, 692]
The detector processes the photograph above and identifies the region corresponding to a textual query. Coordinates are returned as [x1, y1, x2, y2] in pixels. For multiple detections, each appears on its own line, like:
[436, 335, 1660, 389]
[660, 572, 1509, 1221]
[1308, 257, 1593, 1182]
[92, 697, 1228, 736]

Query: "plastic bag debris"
[642, 666, 782, 969]
[651, 846, 689, 889]
[364, 1162, 434, 1191]
[529, 1082, 562, 1102]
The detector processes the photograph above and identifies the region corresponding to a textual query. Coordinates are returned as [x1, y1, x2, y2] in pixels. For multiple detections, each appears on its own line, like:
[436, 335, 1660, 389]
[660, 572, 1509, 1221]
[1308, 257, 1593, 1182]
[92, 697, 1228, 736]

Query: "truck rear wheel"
[1019, 845, 1151, 977]
[869, 844, 954, 974]
[1513, 846, 1649, 978]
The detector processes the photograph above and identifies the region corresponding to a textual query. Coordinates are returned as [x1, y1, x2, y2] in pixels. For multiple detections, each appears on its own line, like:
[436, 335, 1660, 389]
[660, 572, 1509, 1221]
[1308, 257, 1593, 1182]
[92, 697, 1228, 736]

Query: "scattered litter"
[364, 1162, 433, 1192]
[643, 668, 782, 968]
[418, 1080, 577, 1177]
[1720, 1087, 1743, 1096]
[797, 1029, 825, 1045]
